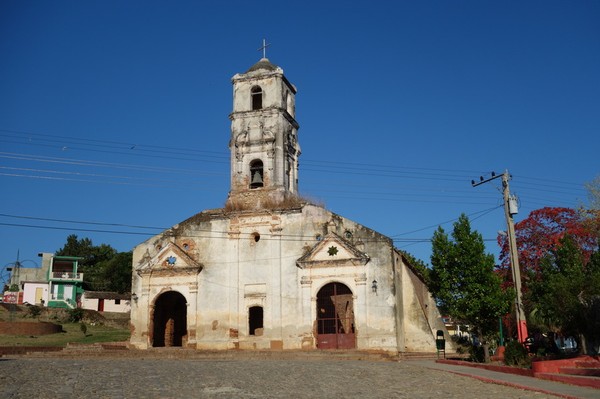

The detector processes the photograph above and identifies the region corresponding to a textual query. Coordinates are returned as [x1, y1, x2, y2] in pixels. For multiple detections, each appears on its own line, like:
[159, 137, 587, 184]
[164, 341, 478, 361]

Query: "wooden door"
[316, 282, 356, 349]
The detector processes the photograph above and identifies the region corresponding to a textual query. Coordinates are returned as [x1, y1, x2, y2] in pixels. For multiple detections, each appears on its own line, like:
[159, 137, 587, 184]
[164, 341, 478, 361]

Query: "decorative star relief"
[327, 246, 338, 256]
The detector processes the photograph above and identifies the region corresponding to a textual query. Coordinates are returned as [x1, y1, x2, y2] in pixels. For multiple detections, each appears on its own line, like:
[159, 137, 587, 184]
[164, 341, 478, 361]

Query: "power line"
[1, 128, 592, 194]
[0, 213, 166, 230]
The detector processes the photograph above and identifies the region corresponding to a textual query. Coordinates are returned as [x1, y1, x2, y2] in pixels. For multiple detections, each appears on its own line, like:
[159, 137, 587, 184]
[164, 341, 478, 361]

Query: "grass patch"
[0, 322, 130, 347]
[0, 306, 130, 347]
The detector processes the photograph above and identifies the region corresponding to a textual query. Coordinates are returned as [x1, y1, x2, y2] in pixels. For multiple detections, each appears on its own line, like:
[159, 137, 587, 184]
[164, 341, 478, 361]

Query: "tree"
[498, 207, 597, 278]
[93, 251, 133, 293]
[56, 234, 116, 267]
[527, 235, 600, 354]
[585, 175, 600, 210]
[430, 214, 510, 362]
[55, 235, 131, 293]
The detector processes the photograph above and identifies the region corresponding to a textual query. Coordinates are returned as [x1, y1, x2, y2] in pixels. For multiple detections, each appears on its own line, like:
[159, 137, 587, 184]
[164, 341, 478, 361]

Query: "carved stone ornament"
[136, 242, 203, 277]
[296, 232, 370, 269]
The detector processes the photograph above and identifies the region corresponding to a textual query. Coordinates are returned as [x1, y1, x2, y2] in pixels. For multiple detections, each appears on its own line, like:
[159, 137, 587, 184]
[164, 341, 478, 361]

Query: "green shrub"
[504, 340, 529, 366]
[67, 308, 85, 323]
[28, 305, 42, 318]
[469, 345, 485, 363]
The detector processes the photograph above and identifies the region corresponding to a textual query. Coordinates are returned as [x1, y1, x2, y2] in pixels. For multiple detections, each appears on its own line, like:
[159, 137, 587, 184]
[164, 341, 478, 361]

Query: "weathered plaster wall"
[131, 204, 409, 352]
[398, 255, 454, 352]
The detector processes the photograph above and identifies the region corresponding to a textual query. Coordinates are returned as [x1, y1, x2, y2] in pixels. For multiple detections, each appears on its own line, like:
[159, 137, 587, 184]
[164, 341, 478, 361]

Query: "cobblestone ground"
[0, 358, 553, 399]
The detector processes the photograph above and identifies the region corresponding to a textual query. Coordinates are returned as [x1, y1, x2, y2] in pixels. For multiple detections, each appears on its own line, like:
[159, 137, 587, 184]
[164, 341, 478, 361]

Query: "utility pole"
[472, 170, 528, 343]
[6, 250, 22, 288]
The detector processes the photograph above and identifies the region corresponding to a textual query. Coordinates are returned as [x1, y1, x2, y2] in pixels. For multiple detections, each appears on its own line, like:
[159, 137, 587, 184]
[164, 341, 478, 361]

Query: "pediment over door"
[296, 233, 370, 269]
[136, 242, 203, 277]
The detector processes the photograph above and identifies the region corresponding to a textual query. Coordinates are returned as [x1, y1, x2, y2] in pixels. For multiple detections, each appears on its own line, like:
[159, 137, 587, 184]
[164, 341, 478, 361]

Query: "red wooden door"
[316, 283, 356, 349]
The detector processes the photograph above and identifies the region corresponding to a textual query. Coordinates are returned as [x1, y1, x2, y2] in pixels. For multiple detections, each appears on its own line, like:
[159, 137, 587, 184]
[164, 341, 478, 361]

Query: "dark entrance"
[152, 291, 187, 347]
[249, 306, 263, 336]
[316, 282, 356, 349]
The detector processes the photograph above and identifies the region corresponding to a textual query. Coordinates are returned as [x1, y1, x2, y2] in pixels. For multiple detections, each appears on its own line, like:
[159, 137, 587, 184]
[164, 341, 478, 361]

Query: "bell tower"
[227, 56, 301, 209]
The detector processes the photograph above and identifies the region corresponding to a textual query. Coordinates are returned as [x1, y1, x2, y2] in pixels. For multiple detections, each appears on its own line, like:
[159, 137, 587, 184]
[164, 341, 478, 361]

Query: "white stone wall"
[81, 295, 131, 313]
[131, 204, 419, 352]
[22, 282, 48, 305]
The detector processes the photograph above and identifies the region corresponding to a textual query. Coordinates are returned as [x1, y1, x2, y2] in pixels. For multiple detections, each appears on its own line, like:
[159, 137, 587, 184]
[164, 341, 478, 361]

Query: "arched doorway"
[316, 282, 356, 349]
[152, 291, 187, 347]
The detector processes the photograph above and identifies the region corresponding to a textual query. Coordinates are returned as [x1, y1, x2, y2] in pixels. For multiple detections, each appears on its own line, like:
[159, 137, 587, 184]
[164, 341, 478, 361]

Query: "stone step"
[20, 347, 404, 361]
[12, 344, 455, 362]
[63, 343, 104, 352]
[400, 351, 463, 360]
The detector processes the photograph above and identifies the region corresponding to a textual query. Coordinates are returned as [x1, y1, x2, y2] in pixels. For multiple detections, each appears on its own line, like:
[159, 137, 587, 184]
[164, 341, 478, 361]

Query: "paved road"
[0, 357, 559, 399]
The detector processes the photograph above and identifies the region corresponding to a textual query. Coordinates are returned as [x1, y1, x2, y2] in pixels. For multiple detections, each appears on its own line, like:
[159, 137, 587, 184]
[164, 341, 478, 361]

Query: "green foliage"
[55, 235, 132, 293]
[504, 340, 529, 366]
[429, 214, 511, 361]
[583, 251, 600, 341]
[85, 252, 133, 293]
[469, 345, 485, 363]
[0, 322, 130, 347]
[528, 235, 600, 348]
[430, 215, 510, 332]
[56, 234, 116, 267]
[27, 305, 42, 318]
[67, 308, 85, 323]
[8, 284, 19, 292]
[451, 335, 471, 355]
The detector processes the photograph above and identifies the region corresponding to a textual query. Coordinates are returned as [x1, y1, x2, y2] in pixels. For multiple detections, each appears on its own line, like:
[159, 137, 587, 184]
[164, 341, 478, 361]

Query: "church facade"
[129, 57, 449, 353]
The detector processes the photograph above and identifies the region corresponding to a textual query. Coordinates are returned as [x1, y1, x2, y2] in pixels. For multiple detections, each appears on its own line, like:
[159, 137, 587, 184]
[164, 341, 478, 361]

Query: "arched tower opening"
[249, 159, 264, 189]
[251, 86, 263, 110]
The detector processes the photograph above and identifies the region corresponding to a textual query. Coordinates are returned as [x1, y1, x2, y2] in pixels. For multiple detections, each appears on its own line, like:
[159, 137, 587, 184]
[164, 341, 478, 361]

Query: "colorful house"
[45, 254, 84, 309]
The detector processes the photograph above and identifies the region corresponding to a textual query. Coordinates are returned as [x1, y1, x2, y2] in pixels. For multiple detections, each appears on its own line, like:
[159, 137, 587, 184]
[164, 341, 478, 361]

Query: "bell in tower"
[226, 50, 301, 210]
[250, 160, 264, 189]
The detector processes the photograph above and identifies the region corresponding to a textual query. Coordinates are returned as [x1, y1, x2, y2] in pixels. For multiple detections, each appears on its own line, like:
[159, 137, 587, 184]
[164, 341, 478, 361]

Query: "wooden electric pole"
[472, 170, 528, 343]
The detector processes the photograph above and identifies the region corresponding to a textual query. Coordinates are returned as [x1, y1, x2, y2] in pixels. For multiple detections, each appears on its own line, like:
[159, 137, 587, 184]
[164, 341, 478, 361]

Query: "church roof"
[246, 58, 279, 73]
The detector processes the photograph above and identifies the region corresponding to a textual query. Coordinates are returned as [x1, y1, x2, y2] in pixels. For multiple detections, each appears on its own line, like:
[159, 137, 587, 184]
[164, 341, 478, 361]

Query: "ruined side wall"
[398, 254, 453, 352]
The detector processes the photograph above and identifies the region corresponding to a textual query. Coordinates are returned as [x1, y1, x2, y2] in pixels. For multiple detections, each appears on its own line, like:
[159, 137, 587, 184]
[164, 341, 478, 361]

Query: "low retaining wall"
[0, 321, 63, 335]
[0, 346, 63, 355]
[437, 359, 534, 377]
[531, 355, 596, 374]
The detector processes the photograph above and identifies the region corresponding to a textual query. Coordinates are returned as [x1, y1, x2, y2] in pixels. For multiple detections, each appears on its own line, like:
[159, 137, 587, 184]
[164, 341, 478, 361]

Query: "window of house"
[251, 86, 263, 110]
[249, 306, 264, 336]
[250, 160, 264, 189]
[115, 299, 121, 305]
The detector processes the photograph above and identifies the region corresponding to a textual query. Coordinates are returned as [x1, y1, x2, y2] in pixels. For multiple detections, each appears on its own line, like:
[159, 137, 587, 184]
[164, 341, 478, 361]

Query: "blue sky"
[1, 1, 598, 283]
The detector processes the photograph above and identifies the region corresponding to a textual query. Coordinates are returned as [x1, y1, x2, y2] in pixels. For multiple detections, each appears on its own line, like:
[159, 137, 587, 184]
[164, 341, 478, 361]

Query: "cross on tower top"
[257, 39, 270, 59]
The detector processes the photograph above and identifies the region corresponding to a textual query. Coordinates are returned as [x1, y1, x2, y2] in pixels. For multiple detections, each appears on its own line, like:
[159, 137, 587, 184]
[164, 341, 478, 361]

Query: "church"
[129, 56, 449, 353]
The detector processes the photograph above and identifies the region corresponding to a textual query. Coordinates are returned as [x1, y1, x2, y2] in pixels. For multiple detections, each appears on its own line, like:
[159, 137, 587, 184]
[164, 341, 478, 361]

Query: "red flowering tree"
[498, 207, 599, 342]
[498, 207, 598, 279]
